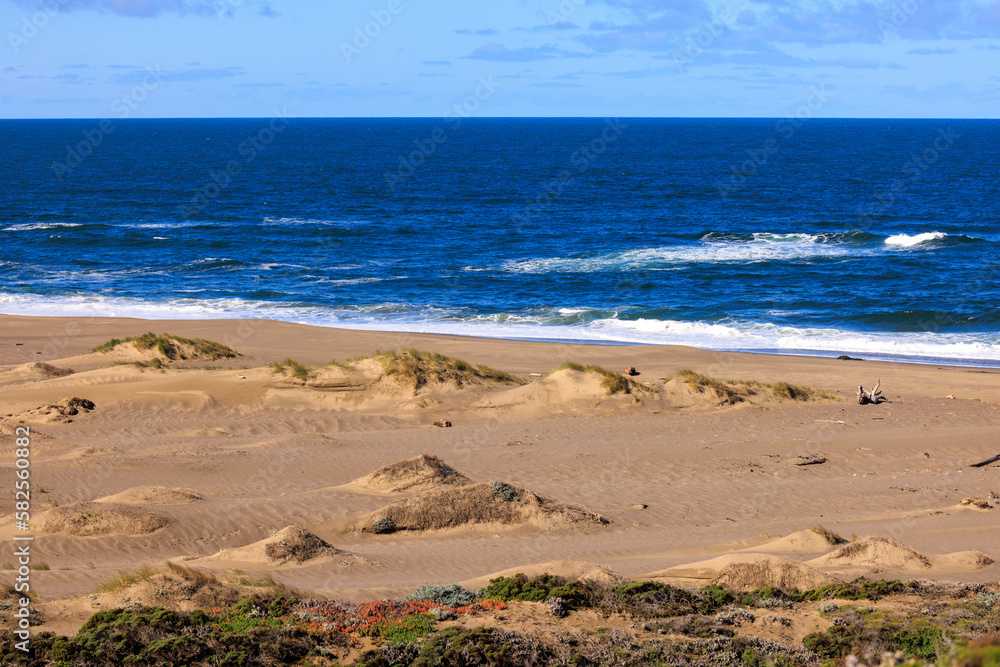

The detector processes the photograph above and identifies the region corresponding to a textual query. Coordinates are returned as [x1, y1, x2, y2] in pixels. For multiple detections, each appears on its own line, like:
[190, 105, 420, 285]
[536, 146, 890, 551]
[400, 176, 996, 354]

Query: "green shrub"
[404, 584, 478, 607]
[489, 480, 519, 502]
[803, 626, 855, 659]
[479, 574, 589, 608]
[378, 614, 436, 645]
[371, 517, 396, 534]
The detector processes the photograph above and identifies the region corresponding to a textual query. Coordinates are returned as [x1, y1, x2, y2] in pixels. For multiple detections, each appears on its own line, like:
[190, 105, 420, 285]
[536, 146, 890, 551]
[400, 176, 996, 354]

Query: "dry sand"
[0, 314, 998, 634]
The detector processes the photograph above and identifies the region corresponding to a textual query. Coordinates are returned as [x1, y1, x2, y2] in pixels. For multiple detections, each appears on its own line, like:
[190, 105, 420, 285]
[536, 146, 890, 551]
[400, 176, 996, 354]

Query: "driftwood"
[969, 454, 1000, 468]
[794, 456, 827, 466]
[857, 379, 884, 405]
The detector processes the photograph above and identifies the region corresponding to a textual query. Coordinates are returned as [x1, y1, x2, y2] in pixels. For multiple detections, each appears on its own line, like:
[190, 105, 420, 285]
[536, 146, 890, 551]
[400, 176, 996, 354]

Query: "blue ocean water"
[1, 118, 998, 366]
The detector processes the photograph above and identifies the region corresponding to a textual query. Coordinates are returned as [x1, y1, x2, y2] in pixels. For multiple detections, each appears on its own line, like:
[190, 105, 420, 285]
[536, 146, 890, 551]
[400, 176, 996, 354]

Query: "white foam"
[126, 222, 203, 229]
[314, 277, 396, 286]
[2, 223, 83, 232]
[262, 217, 363, 227]
[884, 232, 947, 247]
[502, 235, 858, 273]
[1, 295, 996, 366]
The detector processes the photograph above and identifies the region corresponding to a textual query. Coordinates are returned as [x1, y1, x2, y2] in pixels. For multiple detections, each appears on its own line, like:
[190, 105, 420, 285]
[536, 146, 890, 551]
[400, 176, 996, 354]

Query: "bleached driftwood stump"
[857, 379, 884, 405]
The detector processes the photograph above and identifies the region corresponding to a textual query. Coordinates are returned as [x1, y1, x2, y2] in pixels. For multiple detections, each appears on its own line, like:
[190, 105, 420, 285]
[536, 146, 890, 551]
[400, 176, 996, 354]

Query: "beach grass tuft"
[92, 564, 159, 594]
[550, 361, 638, 395]
[672, 369, 840, 404]
[812, 525, 848, 545]
[677, 369, 742, 404]
[92, 333, 237, 360]
[371, 348, 525, 390]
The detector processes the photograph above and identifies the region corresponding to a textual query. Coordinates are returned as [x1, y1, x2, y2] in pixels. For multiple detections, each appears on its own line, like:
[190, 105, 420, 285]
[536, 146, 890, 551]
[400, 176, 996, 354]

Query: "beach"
[1, 313, 997, 643]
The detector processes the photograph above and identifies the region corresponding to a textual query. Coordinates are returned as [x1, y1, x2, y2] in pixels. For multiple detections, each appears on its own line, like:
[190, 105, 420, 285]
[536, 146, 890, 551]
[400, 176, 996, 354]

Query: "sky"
[1, 0, 998, 118]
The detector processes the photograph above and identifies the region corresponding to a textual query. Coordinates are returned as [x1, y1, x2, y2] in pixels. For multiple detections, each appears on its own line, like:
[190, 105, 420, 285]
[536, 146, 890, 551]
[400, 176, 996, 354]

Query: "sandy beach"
[1, 314, 998, 640]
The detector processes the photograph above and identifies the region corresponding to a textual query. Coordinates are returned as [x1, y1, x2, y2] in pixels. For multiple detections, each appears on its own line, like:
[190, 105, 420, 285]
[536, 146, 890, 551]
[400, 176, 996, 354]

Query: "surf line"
[12, 426, 33, 652]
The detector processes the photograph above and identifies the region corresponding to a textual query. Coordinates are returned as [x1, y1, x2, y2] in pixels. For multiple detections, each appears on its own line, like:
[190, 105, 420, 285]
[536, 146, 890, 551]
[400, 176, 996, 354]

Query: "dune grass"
[164, 561, 220, 587]
[676, 369, 741, 404]
[92, 564, 159, 594]
[369, 348, 525, 390]
[93, 333, 236, 360]
[276, 349, 523, 391]
[668, 369, 840, 404]
[812, 525, 848, 545]
[272, 357, 311, 381]
[550, 361, 637, 395]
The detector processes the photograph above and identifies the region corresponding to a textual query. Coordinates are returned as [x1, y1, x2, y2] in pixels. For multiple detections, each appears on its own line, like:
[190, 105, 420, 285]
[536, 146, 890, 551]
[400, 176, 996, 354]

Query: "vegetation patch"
[272, 357, 311, 381]
[93, 333, 237, 361]
[670, 369, 840, 404]
[263, 526, 338, 565]
[3, 577, 997, 666]
[368, 348, 525, 391]
[362, 482, 608, 533]
[479, 573, 591, 609]
[404, 583, 480, 607]
[92, 565, 159, 594]
[812, 525, 848, 545]
[550, 361, 648, 395]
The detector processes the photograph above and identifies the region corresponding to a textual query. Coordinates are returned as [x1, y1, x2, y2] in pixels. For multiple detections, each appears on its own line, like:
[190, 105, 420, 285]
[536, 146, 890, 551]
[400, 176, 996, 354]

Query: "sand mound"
[360, 482, 609, 533]
[3, 397, 95, 425]
[476, 369, 627, 413]
[712, 558, 834, 591]
[96, 486, 202, 506]
[4, 361, 75, 381]
[932, 551, 995, 571]
[956, 497, 994, 511]
[41, 503, 171, 536]
[745, 529, 847, 554]
[174, 427, 231, 438]
[263, 526, 338, 564]
[203, 526, 339, 565]
[93, 333, 237, 363]
[461, 560, 627, 590]
[350, 454, 472, 494]
[807, 537, 932, 570]
[661, 377, 739, 408]
[646, 553, 834, 590]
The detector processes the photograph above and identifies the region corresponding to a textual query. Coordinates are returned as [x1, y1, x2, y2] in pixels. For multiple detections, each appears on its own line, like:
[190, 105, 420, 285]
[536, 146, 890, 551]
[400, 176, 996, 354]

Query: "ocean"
[1, 117, 998, 366]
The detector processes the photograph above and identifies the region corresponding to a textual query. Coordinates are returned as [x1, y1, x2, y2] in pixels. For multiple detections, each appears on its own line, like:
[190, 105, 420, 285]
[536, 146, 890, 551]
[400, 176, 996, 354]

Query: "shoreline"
[2, 312, 999, 372]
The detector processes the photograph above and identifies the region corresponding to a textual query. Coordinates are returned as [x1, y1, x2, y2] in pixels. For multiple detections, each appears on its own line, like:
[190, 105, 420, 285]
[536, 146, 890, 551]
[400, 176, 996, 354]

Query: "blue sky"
[2, 0, 998, 118]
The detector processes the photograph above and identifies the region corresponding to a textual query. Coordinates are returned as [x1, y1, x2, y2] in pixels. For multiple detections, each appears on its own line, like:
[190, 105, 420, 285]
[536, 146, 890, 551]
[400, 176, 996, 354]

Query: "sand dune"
[740, 529, 847, 554]
[712, 558, 835, 591]
[807, 537, 996, 573]
[932, 551, 995, 570]
[39, 502, 172, 536]
[474, 368, 649, 418]
[95, 486, 202, 506]
[196, 526, 340, 566]
[644, 553, 834, 590]
[359, 482, 610, 534]
[342, 454, 472, 495]
[0, 361, 74, 383]
[807, 537, 932, 570]
[461, 560, 627, 590]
